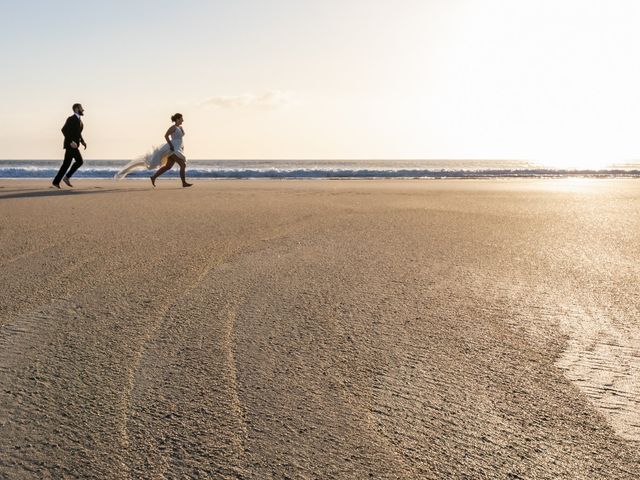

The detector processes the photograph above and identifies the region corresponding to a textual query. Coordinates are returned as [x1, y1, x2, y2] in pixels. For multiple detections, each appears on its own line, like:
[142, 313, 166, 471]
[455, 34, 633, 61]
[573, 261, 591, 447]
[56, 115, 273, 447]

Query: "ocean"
[1, 159, 640, 179]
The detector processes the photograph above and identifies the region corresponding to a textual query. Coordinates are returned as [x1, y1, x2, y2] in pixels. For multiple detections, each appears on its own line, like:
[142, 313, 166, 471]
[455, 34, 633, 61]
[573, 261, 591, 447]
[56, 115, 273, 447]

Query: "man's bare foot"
[182, 182, 193, 188]
[150, 176, 156, 187]
[62, 176, 73, 187]
[52, 182, 61, 189]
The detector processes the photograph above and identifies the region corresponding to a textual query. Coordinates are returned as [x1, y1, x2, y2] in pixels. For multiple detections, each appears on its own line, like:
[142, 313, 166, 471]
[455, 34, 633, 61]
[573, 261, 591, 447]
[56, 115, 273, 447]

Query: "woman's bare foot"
[182, 182, 193, 188]
[150, 176, 156, 187]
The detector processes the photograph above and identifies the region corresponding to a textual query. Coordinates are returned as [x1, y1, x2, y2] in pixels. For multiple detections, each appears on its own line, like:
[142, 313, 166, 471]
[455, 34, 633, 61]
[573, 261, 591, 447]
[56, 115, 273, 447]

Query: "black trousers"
[53, 148, 84, 185]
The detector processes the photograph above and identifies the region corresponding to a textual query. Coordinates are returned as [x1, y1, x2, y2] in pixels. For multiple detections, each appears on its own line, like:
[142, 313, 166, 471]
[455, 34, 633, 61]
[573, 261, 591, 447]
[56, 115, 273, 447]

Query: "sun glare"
[536, 155, 613, 171]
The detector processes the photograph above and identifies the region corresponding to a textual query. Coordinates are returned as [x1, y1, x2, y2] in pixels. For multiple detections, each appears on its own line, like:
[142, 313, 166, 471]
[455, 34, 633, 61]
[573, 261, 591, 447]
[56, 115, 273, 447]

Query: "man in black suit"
[53, 103, 87, 188]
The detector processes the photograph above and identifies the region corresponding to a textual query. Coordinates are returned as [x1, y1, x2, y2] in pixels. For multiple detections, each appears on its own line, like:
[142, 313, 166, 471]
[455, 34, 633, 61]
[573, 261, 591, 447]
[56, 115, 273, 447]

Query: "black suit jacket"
[61, 115, 84, 149]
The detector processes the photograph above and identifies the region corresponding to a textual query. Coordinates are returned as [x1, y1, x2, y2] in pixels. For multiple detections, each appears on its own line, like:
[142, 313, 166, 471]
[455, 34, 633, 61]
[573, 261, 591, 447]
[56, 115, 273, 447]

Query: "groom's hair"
[72, 103, 82, 111]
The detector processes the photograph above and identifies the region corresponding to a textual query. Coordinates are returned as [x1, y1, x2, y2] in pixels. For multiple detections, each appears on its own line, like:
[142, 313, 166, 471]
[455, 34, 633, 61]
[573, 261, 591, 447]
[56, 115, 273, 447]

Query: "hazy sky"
[2, 0, 640, 166]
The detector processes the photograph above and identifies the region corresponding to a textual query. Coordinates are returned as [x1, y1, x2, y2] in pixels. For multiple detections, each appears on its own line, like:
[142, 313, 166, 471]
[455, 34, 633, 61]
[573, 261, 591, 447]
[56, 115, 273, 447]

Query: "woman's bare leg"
[175, 158, 192, 187]
[151, 157, 176, 186]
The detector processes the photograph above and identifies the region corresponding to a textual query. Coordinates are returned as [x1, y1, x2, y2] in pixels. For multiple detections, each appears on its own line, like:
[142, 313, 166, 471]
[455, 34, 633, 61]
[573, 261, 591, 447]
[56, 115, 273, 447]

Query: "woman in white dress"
[115, 113, 192, 187]
[150, 113, 192, 187]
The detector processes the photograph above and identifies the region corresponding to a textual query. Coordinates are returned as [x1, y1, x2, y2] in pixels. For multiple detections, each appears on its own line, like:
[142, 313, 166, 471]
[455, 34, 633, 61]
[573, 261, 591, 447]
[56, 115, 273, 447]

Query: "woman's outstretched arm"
[165, 125, 177, 151]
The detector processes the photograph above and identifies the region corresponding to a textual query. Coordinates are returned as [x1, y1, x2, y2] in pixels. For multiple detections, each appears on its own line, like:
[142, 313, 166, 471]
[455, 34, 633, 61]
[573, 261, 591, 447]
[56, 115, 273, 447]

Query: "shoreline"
[3, 174, 640, 184]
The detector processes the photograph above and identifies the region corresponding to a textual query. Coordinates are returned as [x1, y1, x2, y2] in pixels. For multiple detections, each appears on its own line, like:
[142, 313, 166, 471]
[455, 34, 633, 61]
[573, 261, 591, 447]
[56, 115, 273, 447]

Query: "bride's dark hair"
[171, 113, 183, 122]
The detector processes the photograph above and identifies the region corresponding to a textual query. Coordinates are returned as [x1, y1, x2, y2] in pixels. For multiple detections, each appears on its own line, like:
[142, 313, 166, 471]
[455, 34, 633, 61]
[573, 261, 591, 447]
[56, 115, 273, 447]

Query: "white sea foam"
[2, 160, 640, 179]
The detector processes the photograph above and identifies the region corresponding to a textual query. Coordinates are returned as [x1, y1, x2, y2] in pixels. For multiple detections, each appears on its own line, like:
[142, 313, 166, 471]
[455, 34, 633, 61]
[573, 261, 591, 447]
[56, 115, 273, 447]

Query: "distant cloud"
[202, 90, 294, 110]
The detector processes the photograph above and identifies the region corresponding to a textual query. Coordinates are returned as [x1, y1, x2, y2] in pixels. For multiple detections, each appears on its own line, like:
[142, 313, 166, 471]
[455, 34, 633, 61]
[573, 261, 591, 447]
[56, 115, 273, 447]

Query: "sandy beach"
[1, 179, 639, 479]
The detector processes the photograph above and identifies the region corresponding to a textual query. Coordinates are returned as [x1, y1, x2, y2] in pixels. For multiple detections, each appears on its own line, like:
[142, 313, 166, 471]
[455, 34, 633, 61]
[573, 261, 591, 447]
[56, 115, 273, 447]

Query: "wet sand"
[1, 179, 639, 478]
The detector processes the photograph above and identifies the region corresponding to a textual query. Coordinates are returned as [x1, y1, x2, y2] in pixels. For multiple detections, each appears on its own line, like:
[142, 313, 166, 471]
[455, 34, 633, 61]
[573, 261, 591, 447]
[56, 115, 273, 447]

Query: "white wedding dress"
[115, 127, 186, 180]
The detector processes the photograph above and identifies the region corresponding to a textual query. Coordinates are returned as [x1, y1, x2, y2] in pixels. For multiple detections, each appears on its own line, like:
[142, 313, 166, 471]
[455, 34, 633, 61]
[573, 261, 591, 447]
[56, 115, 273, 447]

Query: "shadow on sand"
[0, 186, 160, 201]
